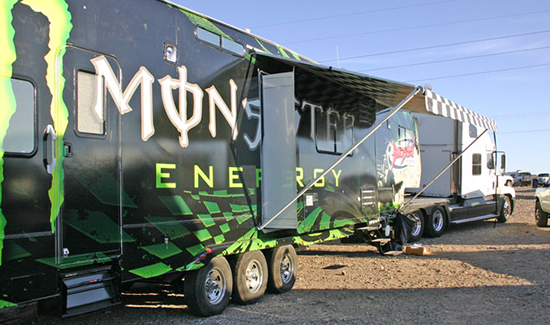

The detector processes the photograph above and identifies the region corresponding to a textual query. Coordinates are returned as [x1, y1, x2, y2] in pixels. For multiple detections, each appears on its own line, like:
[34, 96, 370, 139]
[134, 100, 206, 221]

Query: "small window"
[315, 110, 337, 153]
[487, 153, 495, 170]
[77, 71, 105, 135]
[221, 38, 245, 55]
[472, 153, 482, 175]
[3, 78, 35, 154]
[316, 109, 354, 155]
[336, 114, 354, 154]
[469, 124, 478, 138]
[196, 27, 221, 46]
[196, 27, 244, 56]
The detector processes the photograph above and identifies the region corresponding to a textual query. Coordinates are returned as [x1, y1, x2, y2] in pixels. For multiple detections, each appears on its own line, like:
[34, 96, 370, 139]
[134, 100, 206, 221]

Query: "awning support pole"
[399, 128, 488, 213]
[257, 86, 423, 231]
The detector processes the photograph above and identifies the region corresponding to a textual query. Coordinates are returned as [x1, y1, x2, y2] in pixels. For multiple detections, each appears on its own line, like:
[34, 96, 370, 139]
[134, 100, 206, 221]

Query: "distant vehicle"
[513, 171, 534, 186]
[536, 173, 549, 187]
[535, 178, 550, 227]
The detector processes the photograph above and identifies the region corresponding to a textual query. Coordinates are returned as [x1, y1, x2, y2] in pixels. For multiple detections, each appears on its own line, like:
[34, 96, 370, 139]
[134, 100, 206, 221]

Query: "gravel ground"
[7, 188, 550, 325]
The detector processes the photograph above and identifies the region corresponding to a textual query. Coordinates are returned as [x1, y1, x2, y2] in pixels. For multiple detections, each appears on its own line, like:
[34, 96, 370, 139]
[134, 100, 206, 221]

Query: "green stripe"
[21, 0, 73, 233]
[141, 242, 182, 259]
[129, 262, 172, 279]
[0, 0, 19, 267]
[0, 299, 17, 308]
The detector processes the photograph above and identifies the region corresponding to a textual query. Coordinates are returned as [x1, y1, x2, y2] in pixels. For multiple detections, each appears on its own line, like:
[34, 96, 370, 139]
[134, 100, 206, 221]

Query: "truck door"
[58, 47, 122, 265]
[260, 72, 298, 230]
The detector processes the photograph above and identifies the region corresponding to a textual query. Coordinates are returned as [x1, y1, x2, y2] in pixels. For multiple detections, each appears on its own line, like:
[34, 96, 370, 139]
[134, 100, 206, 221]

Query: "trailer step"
[356, 226, 380, 231]
[371, 238, 391, 243]
[61, 265, 120, 318]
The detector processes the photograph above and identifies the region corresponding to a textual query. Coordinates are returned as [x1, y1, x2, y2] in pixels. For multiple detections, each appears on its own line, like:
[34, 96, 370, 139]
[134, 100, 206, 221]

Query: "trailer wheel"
[230, 250, 268, 305]
[184, 256, 232, 317]
[497, 195, 512, 223]
[266, 245, 297, 294]
[424, 207, 446, 238]
[407, 211, 425, 242]
[535, 201, 549, 227]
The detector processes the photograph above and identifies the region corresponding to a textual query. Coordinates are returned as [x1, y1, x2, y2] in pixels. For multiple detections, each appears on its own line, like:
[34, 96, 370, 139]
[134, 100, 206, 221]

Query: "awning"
[251, 52, 498, 131]
[424, 89, 498, 131]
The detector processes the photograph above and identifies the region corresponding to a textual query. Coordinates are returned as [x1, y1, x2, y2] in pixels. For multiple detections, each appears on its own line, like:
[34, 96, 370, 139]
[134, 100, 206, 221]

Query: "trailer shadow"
[44, 283, 549, 325]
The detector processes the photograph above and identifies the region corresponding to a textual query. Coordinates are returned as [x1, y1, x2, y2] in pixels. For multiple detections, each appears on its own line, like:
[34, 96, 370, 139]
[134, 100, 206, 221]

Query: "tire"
[424, 207, 446, 238]
[266, 245, 297, 294]
[497, 195, 512, 223]
[535, 201, 549, 227]
[407, 211, 424, 242]
[230, 250, 268, 305]
[184, 256, 232, 317]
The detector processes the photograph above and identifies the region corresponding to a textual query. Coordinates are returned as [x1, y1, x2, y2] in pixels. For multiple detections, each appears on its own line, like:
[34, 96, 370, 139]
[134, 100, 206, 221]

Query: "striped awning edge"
[424, 89, 498, 132]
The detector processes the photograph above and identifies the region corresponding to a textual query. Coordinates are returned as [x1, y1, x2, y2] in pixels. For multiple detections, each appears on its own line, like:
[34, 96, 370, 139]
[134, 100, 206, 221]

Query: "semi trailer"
[0, 0, 511, 318]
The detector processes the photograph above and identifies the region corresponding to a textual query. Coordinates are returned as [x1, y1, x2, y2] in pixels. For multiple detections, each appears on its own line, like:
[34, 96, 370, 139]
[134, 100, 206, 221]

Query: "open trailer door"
[260, 72, 298, 230]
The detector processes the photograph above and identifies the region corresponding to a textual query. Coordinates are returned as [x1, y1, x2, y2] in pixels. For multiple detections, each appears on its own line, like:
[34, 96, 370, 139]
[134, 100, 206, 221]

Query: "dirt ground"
[7, 188, 550, 325]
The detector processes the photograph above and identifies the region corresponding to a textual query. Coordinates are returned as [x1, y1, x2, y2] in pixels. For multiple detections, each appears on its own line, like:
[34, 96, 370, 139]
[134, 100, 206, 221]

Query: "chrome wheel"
[280, 253, 294, 284]
[245, 260, 264, 293]
[502, 199, 511, 218]
[409, 213, 423, 238]
[432, 209, 444, 232]
[205, 268, 226, 304]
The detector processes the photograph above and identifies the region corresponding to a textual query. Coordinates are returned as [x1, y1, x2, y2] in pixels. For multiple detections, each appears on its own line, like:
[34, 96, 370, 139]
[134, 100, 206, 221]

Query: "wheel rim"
[535, 205, 540, 222]
[245, 260, 264, 293]
[502, 199, 510, 218]
[409, 213, 422, 237]
[205, 268, 225, 304]
[432, 210, 444, 232]
[280, 252, 294, 284]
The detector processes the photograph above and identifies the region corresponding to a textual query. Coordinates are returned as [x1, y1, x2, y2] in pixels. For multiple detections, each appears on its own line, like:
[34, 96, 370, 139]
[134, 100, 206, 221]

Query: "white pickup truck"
[535, 178, 550, 227]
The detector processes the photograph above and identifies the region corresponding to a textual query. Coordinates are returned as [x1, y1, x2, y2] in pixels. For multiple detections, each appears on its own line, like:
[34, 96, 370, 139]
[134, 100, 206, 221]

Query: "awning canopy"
[252, 52, 498, 132]
[424, 89, 498, 131]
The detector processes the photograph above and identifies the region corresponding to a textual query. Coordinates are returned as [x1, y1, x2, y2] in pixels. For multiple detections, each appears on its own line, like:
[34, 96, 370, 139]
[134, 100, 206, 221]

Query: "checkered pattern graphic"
[424, 89, 498, 131]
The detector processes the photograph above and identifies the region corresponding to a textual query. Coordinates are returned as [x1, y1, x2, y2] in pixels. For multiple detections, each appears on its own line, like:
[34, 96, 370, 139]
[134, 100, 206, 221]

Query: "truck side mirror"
[500, 154, 506, 172]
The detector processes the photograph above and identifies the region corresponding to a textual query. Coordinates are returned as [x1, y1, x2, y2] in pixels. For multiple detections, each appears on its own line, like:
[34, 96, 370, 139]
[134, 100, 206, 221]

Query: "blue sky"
[175, 0, 550, 174]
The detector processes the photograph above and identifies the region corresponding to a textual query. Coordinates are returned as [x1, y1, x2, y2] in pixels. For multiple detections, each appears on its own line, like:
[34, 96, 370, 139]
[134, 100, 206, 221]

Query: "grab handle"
[43, 124, 57, 174]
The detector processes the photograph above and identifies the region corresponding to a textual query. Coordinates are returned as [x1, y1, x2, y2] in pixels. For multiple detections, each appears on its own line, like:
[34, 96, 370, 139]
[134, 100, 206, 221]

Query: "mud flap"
[393, 213, 415, 245]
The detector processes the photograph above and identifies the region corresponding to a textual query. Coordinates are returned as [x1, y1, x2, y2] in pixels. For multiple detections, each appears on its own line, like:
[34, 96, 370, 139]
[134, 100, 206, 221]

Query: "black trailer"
[0, 0, 506, 317]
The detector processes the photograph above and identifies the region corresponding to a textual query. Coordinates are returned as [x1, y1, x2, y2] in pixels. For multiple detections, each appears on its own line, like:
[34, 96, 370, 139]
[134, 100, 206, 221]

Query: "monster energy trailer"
[0, 0, 498, 318]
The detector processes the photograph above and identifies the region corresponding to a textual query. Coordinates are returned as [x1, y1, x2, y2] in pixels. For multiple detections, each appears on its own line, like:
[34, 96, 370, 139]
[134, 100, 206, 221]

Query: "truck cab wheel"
[266, 245, 297, 294]
[407, 211, 424, 242]
[230, 250, 268, 304]
[424, 207, 446, 238]
[184, 256, 232, 317]
[497, 195, 512, 223]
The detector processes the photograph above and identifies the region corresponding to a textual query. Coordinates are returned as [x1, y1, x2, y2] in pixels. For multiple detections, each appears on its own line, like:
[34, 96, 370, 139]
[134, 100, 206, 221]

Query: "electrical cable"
[406, 62, 550, 82]
[361, 46, 550, 72]
[283, 10, 550, 45]
[251, 0, 461, 29]
[319, 29, 550, 63]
